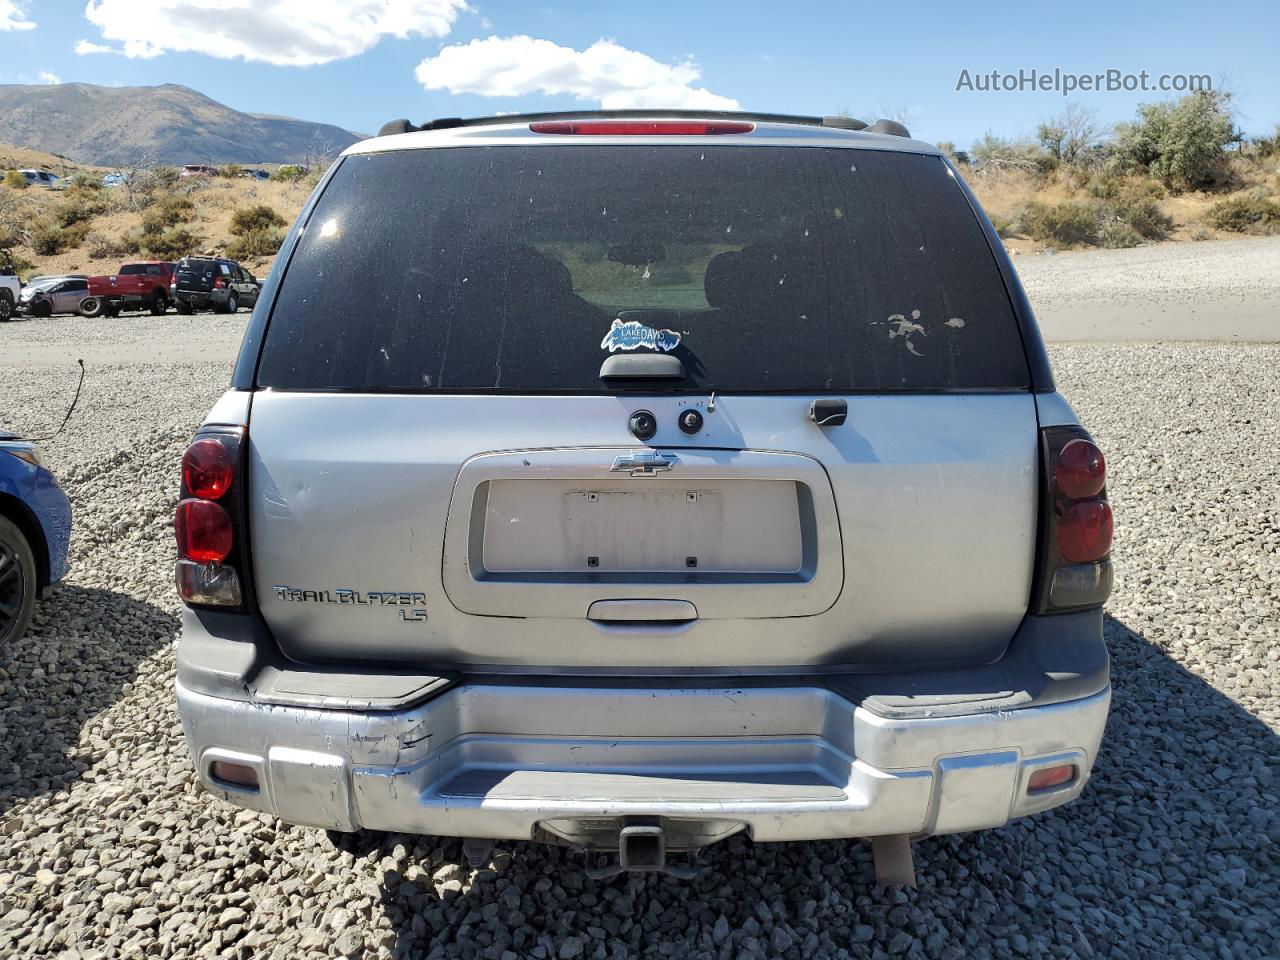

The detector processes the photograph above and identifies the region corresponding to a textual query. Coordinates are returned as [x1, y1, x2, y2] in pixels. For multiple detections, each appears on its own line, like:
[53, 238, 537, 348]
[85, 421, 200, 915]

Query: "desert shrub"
[119, 229, 143, 255]
[1037, 104, 1098, 166]
[140, 195, 196, 235]
[1112, 91, 1235, 190]
[273, 164, 308, 182]
[149, 166, 181, 189]
[1084, 173, 1123, 200]
[1014, 200, 1103, 247]
[118, 165, 182, 211]
[1206, 195, 1280, 234]
[224, 204, 287, 260]
[1113, 193, 1174, 240]
[61, 222, 90, 248]
[970, 134, 1049, 176]
[1190, 226, 1213, 241]
[3, 170, 27, 190]
[221, 163, 243, 178]
[1097, 220, 1144, 248]
[1251, 126, 1280, 160]
[143, 225, 202, 259]
[29, 218, 68, 255]
[225, 227, 284, 260]
[230, 204, 286, 235]
[85, 230, 124, 259]
[67, 172, 101, 190]
[54, 189, 108, 227]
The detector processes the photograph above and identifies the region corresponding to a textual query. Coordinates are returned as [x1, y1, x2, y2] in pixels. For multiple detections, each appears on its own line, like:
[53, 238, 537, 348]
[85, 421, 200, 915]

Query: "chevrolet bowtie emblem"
[610, 452, 678, 477]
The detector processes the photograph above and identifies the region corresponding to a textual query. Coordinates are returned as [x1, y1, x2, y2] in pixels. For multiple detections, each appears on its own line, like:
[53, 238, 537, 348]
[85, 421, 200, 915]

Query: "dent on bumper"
[177, 680, 1110, 845]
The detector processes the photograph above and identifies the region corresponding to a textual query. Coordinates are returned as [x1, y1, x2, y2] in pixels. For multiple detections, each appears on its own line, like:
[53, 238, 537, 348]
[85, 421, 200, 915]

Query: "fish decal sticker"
[600, 318, 682, 353]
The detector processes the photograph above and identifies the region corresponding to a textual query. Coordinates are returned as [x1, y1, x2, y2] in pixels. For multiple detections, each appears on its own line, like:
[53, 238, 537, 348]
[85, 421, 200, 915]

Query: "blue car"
[0, 432, 71, 644]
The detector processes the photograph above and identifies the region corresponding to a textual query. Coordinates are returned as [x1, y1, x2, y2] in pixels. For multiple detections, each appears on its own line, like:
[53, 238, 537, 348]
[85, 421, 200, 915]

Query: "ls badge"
[273, 586, 428, 624]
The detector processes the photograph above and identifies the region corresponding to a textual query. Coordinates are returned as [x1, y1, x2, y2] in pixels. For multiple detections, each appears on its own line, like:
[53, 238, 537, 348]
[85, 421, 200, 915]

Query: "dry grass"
[962, 152, 1280, 254]
[1, 143, 312, 278]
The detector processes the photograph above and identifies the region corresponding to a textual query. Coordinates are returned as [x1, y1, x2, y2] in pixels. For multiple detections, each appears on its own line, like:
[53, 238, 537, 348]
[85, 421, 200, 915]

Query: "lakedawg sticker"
[600, 318, 682, 353]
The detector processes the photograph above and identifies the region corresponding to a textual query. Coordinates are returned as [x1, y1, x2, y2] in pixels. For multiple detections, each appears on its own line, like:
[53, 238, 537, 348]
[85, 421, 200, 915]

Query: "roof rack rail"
[376, 111, 910, 139]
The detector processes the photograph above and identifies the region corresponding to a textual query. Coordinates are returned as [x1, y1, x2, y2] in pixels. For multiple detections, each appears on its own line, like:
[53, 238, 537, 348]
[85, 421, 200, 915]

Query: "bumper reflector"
[1027, 763, 1076, 792]
[210, 760, 259, 790]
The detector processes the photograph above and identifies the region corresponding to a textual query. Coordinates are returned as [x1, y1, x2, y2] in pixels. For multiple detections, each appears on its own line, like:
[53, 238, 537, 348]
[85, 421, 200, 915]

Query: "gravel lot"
[1016, 235, 1280, 343]
[0, 331, 1277, 958]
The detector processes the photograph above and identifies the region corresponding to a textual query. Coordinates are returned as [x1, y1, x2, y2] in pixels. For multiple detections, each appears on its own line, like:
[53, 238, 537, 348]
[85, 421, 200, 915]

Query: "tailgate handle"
[587, 600, 698, 623]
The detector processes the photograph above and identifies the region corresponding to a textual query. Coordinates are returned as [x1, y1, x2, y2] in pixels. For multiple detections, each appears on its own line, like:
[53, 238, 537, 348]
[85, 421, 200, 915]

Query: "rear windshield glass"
[118, 265, 146, 275]
[258, 146, 1029, 393]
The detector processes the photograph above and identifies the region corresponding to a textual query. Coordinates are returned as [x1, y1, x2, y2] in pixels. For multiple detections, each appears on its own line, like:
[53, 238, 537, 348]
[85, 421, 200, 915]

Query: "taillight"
[175, 499, 233, 563]
[182, 438, 233, 499]
[175, 427, 247, 608]
[1058, 500, 1113, 563]
[529, 120, 755, 136]
[1032, 426, 1114, 613]
[1055, 439, 1106, 500]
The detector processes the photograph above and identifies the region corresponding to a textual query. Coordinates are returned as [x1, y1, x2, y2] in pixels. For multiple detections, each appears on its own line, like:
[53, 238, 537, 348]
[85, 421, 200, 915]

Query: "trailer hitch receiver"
[585, 818, 701, 879]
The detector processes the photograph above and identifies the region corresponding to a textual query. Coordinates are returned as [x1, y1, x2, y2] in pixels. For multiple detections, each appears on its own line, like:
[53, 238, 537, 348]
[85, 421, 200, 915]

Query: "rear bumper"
[176, 671, 1110, 847]
[175, 290, 225, 309]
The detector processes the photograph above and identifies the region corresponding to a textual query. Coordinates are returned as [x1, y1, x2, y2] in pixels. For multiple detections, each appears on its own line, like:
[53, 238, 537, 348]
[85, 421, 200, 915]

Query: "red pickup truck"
[81, 261, 175, 317]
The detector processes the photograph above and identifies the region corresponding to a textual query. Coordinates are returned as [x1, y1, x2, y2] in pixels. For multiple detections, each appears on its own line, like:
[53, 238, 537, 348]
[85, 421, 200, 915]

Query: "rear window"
[118, 265, 145, 275]
[258, 146, 1029, 393]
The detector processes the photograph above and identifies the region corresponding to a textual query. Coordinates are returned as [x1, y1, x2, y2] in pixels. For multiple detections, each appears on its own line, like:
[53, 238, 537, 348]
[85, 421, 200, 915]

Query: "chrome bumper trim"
[177, 681, 1110, 844]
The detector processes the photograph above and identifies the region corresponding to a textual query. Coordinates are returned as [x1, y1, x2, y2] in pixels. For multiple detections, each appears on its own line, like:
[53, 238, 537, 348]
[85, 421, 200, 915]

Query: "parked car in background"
[175, 112, 1114, 883]
[0, 431, 71, 645]
[0, 263, 19, 322]
[241, 168, 270, 180]
[20, 277, 90, 317]
[18, 169, 64, 189]
[81, 261, 175, 317]
[171, 257, 260, 314]
[180, 165, 218, 179]
[101, 172, 130, 188]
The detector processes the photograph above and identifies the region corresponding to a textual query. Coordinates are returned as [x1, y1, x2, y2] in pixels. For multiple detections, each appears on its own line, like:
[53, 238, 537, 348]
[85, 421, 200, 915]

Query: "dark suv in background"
[172, 257, 261, 314]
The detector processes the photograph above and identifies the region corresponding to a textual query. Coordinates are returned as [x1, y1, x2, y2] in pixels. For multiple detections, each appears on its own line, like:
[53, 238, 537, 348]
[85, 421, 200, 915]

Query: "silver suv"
[174, 112, 1113, 882]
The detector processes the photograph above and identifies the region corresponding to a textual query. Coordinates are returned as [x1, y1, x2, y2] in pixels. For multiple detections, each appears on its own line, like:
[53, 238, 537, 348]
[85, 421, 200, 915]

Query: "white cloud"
[75, 39, 115, 55]
[415, 36, 739, 110]
[0, 0, 35, 31]
[81, 0, 469, 66]
[38, 71, 61, 84]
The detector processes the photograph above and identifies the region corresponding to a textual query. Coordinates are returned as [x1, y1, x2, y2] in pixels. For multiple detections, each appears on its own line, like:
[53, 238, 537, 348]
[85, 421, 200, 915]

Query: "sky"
[1, 0, 1277, 146]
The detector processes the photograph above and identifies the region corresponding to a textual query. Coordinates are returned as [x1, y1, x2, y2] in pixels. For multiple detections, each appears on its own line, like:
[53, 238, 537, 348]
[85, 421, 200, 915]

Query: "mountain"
[0, 83, 362, 167]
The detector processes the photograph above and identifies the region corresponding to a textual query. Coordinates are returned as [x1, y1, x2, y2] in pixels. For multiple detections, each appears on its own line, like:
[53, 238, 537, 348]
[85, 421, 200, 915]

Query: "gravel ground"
[0, 342, 1277, 959]
[1016, 235, 1280, 342]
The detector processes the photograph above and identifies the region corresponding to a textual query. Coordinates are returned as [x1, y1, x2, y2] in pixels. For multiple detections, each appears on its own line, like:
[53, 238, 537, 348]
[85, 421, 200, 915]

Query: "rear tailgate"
[244, 137, 1039, 671]
[248, 391, 1035, 668]
[175, 260, 219, 292]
